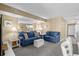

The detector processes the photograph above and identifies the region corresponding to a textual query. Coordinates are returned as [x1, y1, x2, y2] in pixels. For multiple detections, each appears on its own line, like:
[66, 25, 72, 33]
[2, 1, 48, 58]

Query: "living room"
[0, 3, 79, 56]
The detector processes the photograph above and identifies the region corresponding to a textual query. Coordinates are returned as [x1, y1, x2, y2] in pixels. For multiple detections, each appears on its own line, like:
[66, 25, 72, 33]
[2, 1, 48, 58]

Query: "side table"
[40, 35, 45, 39]
[9, 40, 19, 48]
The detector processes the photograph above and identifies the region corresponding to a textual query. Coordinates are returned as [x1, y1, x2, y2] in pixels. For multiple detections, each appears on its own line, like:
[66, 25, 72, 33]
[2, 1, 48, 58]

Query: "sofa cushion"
[46, 31, 59, 36]
[19, 32, 25, 39]
[27, 31, 35, 38]
[50, 32, 58, 36]
[24, 33, 28, 40]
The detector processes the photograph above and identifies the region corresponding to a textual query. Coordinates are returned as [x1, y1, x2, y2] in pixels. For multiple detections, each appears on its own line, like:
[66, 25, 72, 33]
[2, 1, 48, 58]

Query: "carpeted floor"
[13, 41, 63, 56]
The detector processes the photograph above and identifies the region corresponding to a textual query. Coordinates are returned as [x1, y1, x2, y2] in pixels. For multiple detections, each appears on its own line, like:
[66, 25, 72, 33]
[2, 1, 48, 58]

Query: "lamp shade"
[11, 27, 17, 32]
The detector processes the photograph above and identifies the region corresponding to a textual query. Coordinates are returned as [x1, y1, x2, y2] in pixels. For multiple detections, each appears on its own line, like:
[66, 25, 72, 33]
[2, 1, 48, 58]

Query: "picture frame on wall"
[4, 20, 13, 28]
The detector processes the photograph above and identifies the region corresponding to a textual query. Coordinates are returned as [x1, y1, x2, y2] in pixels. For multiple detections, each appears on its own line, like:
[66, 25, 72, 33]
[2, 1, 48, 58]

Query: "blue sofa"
[44, 31, 60, 43]
[18, 31, 40, 47]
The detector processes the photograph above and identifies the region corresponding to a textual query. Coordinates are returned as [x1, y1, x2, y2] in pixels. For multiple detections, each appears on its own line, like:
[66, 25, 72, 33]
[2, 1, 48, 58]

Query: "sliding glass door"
[67, 23, 79, 43]
[67, 24, 76, 37]
[75, 23, 79, 42]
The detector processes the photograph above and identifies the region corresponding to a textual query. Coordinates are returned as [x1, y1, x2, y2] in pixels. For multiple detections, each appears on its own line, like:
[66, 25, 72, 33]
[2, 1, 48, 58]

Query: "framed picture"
[4, 20, 13, 27]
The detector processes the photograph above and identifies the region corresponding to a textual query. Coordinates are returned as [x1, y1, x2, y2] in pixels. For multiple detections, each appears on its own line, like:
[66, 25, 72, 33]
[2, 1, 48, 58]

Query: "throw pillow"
[24, 33, 28, 40]
[19, 36, 23, 39]
[34, 31, 39, 37]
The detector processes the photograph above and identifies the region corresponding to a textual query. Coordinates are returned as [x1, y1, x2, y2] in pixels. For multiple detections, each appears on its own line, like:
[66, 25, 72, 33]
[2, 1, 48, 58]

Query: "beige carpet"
[13, 41, 63, 56]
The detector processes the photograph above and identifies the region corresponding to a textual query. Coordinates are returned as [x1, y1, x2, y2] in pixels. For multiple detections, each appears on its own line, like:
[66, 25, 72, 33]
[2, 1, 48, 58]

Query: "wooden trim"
[0, 3, 47, 21]
[0, 14, 2, 56]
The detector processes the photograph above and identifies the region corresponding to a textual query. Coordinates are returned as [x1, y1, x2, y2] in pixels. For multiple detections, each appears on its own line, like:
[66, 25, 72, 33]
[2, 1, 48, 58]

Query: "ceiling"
[0, 10, 41, 24]
[4, 3, 79, 19]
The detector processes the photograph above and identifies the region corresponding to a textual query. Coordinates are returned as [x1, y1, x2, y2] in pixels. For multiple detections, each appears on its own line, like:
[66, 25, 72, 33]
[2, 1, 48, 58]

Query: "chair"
[61, 40, 73, 56]
[61, 36, 79, 56]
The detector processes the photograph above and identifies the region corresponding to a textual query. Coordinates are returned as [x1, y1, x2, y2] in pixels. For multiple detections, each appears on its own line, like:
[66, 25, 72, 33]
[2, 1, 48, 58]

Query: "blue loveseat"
[44, 31, 60, 43]
[19, 31, 40, 47]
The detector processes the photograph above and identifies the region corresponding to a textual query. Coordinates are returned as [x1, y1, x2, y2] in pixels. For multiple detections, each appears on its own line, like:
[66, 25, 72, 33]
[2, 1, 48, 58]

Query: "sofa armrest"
[20, 39, 25, 42]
